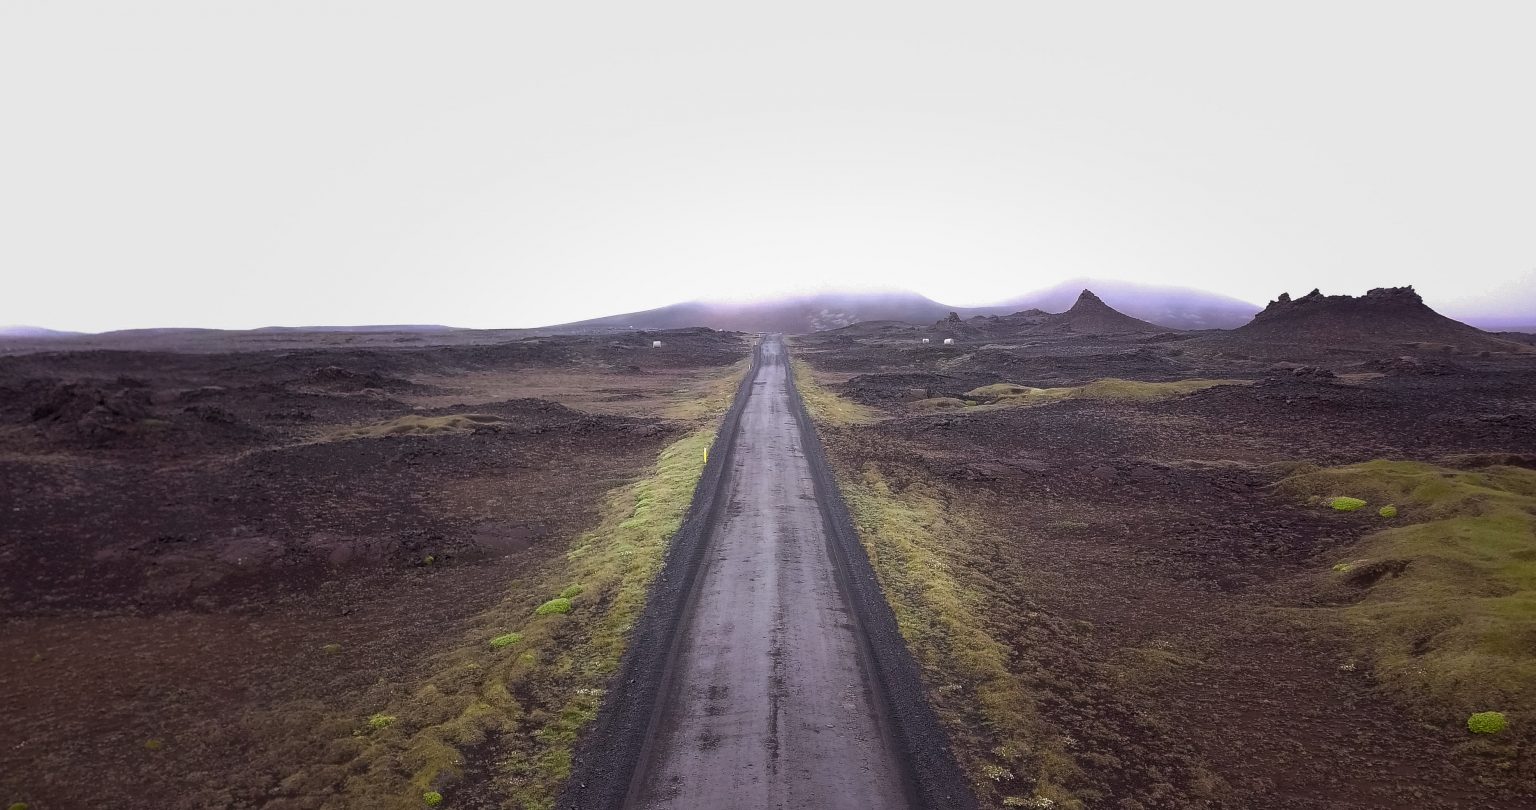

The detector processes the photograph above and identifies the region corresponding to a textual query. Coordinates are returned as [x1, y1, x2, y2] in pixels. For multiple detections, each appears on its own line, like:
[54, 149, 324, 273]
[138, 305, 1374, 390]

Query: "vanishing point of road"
[624, 335, 915, 810]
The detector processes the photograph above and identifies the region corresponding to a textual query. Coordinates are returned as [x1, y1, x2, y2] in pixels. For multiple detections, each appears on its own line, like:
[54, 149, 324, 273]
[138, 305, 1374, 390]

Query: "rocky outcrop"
[1232, 286, 1519, 353]
[29, 380, 154, 440]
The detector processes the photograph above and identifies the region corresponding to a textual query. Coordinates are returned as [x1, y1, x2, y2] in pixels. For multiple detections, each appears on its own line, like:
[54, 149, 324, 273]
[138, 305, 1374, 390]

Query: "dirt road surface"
[624, 336, 914, 810]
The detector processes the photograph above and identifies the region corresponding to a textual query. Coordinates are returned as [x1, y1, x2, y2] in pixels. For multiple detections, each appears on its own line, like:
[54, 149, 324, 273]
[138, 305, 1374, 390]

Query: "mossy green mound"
[961, 385, 1072, 406]
[489, 632, 523, 649]
[911, 397, 971, 410]
[422, 790, 444, 806]
[1378, 504, 1398, 518]
[1330, 496, 1368, 511]
[965, 383, 1034, 399]
[535, 597, 573, 616]
[1073, 378, 1245, 401]
[963, 378, 1248, 407]
[1468, 711, 1508, 734]
[368, 713, 396, 730]
[558, 584, 584, 599]
[1282, 460, 1536, 732]
[340, 413, 504, 439]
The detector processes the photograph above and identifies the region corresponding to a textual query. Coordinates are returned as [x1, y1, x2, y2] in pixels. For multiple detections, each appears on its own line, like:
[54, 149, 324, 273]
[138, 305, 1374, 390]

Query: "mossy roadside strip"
[267, 357, 749, 810]
[556, 342, 764, 810]
[791, 355, 1079, 809]
[785, 350, 981, 810]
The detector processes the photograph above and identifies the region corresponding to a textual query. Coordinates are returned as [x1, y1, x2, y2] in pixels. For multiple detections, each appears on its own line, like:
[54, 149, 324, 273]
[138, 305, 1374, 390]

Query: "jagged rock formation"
[1224, 286, 1524, 355]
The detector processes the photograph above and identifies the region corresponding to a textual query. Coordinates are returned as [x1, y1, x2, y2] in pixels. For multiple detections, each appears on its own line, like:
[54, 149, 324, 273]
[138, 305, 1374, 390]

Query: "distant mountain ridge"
[550, 280, 1261, 334]
[10, 281, 1528, 339]
[902, 288, 1172, 339]
[553, 291, 961, 333]
[989, 278, 1259, 329]
[0, 325, 86, 338]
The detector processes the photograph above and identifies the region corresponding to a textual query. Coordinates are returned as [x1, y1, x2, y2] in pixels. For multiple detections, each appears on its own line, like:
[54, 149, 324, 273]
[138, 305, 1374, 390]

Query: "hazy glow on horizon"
[3, 2, 1534, 331]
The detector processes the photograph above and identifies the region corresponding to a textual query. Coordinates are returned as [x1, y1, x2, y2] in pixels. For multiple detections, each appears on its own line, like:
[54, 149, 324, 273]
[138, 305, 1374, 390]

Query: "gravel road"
[624, 335, 915, 809]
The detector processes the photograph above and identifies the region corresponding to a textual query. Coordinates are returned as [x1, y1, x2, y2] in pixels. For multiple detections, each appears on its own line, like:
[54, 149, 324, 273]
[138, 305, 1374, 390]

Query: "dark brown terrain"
[792, 289, 1536, 809]
[0, 328, 748, 809]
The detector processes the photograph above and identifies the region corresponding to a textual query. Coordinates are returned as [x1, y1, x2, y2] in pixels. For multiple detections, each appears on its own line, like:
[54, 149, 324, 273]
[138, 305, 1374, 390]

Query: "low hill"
[0, 325, 85, 338]
[1043, 289, 1169, 333]
[552, 291, 960, 334]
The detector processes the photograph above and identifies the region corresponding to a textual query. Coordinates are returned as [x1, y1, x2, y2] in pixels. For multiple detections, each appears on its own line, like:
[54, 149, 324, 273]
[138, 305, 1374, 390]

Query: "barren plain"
[4, 285, 1535, 810]
[0, 328, 749, 810]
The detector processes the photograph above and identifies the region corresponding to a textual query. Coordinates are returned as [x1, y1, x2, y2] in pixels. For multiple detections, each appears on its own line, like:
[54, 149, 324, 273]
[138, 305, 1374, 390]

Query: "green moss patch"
[535, 597, 573, 616]
[1468, 711, 1508, 735]
[1330, 496, 1367, 511]
[1282, 460, 1536, 743]
[488, 633, 523, 650]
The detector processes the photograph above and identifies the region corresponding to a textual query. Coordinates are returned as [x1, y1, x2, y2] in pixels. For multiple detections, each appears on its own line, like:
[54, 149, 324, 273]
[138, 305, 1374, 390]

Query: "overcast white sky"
[3, 1, 1533, 331]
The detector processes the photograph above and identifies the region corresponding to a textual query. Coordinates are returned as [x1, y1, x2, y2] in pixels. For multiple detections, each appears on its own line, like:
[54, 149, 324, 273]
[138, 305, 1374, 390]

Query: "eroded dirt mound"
[0, 397, 675, 613]
[837, 371, 998, 404]
[949, 345, 1190, 384]
[1362, 355, 1466, 375]
[300, 365, 424, 392]
[8, 377, 268, 450]
[29, 379, 153, 433]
